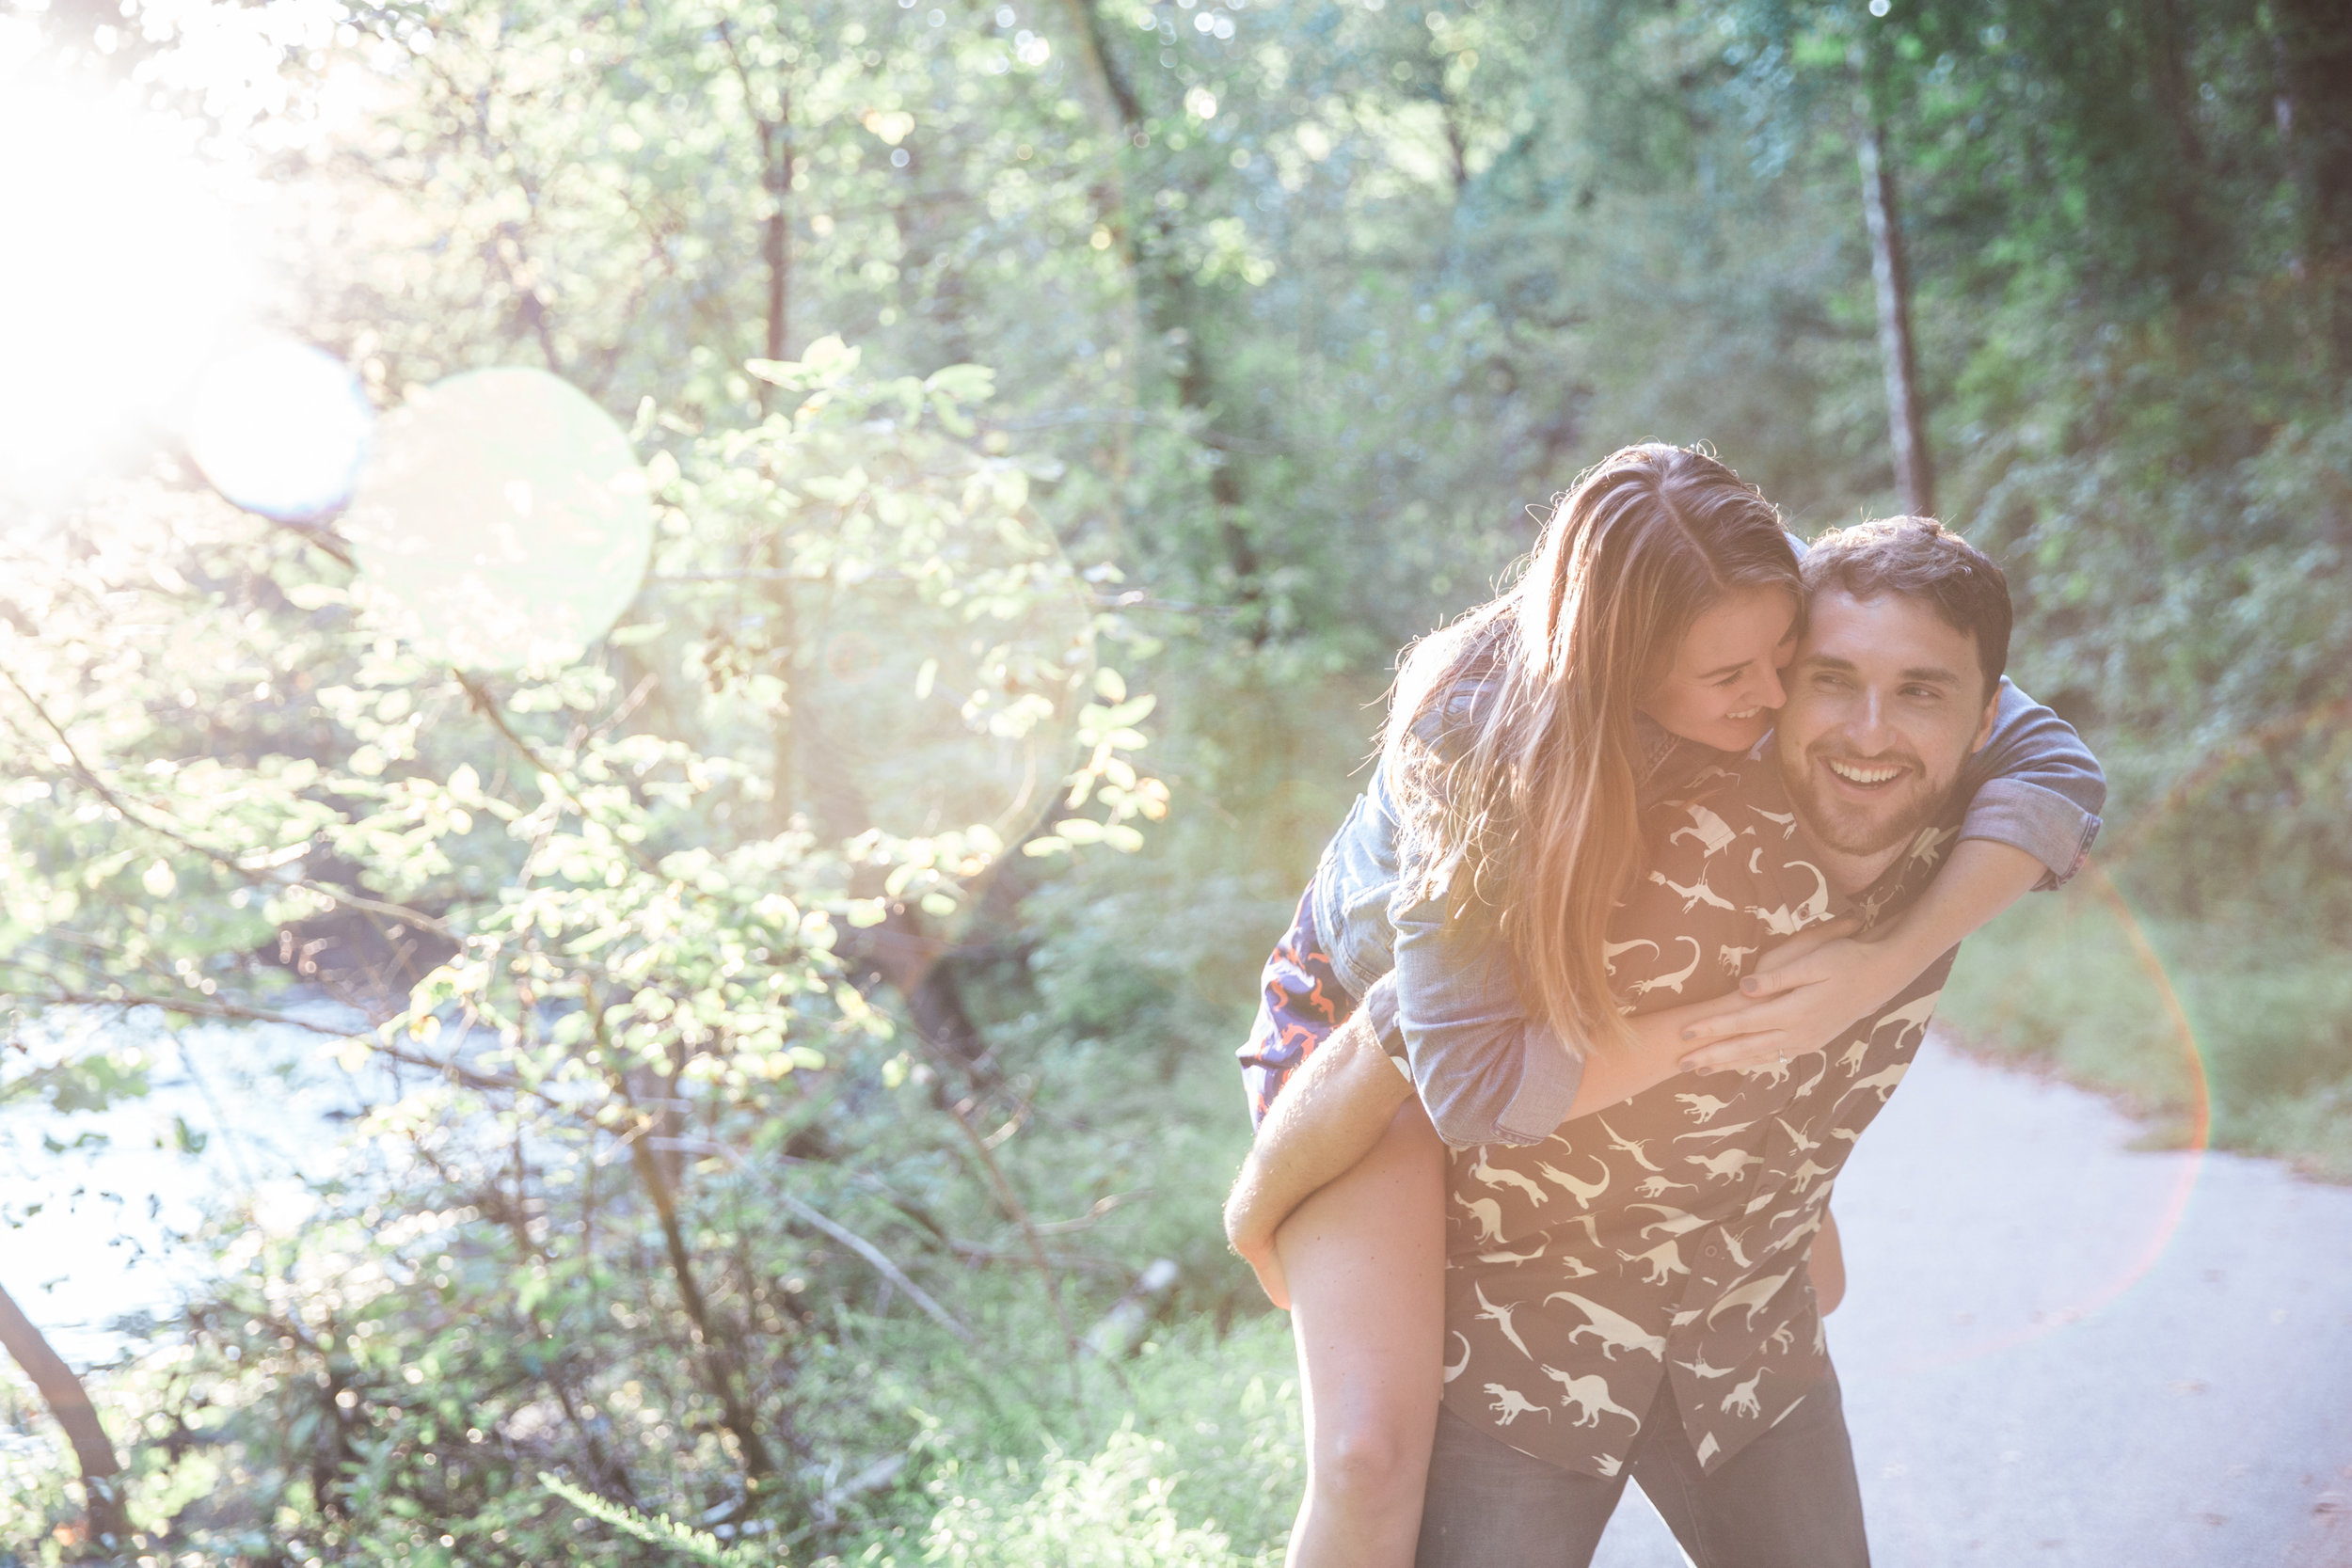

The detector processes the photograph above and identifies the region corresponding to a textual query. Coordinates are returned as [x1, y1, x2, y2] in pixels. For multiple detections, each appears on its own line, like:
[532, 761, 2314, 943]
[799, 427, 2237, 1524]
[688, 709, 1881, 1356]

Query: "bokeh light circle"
[673, 550, 1097, 853]
[342, 368, 652, 672]
[185, 339, 373, 522]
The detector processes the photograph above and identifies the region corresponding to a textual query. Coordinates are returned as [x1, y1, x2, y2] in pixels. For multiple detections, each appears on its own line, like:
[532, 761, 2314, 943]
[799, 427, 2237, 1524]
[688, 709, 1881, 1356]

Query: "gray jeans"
[1416, 1365, 1868, 1568]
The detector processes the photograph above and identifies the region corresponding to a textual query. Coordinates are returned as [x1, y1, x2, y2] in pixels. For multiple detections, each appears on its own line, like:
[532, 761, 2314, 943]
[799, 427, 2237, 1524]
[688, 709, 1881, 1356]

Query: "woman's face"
[1638, 585, 1800, 753]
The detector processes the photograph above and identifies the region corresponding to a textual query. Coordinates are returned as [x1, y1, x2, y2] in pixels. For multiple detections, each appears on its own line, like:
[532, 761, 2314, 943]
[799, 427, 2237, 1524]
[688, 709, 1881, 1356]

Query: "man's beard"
[1779, 740, 1959, 859]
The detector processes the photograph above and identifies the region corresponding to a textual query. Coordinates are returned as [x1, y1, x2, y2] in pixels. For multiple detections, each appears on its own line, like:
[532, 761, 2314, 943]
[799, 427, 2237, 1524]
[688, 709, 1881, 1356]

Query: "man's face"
[1775, 587, 2000, 860]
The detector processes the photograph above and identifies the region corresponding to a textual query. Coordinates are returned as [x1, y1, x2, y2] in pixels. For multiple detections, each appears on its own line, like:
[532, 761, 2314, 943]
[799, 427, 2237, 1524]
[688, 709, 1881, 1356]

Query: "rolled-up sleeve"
[1374, 882, 1583, 1148]
[1958, 676, 2106, 889]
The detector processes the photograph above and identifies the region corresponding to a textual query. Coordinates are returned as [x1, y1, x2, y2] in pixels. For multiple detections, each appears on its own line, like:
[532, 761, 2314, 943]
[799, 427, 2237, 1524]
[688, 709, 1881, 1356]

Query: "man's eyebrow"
[1798, 651, 1964, 685]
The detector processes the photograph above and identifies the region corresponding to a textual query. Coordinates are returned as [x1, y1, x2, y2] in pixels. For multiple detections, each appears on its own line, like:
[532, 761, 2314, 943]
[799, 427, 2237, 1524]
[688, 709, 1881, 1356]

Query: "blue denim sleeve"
[1958, 676, 2106, 889]
[1383, 879, 1584, 1149]
[1311, 743, 1584, 1148]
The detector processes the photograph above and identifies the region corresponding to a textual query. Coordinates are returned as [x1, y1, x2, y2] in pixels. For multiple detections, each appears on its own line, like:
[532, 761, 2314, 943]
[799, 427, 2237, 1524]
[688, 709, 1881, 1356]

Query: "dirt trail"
[1594, 1031, 2352, 1568]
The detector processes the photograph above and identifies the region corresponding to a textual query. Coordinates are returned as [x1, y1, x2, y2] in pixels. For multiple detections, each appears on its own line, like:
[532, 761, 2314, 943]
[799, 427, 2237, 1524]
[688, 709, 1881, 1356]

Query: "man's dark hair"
[1802, 516, 2010, 697]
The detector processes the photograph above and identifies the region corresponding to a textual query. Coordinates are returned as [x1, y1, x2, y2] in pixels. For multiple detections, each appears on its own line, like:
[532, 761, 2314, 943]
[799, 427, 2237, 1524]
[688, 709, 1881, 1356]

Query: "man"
[1243, 516, 2025, 1564]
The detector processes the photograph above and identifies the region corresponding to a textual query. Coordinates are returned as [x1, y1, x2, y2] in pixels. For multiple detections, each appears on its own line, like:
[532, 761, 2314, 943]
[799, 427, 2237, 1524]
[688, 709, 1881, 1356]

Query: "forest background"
[3, 0, 2351, 1560]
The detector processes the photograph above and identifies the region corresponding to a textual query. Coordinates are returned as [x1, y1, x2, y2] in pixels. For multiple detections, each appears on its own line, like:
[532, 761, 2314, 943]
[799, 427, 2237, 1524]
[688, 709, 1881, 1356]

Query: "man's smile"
[1818, 753, 1913, 792]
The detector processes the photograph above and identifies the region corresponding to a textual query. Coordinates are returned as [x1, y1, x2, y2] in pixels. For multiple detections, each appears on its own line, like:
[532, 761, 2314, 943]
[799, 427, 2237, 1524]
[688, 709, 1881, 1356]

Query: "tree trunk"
[716, 17, 794, 385]
[2271, 0, 2352, 364]
[628, 1130, 780, 1488]
[2136, 0, 2214, 309]
[1858, 118, 1935, 520]
[1057, 0, 1143, 132]
[761, 87, 794, 367]
[0, 1279, 129, 1555]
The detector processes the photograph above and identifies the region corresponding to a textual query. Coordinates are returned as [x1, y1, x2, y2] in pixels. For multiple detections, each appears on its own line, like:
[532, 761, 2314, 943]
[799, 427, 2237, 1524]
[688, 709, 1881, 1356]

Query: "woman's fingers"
[1678, 990, 1803, 1044]
[1744, 919, 1861, 990]
[1677, 1029, 1791, 1074]
[1660, 988, 1751, 1037]
[1738, 957, 1825, 1000]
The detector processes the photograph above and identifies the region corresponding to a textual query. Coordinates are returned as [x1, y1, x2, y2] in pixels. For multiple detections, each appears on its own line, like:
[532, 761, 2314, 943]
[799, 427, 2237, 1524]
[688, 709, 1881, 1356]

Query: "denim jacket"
[1308, 677, 2104, 1148]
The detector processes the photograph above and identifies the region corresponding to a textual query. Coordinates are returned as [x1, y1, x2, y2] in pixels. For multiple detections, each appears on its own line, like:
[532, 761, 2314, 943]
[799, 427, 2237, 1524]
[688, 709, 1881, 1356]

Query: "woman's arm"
[1297, 758, 1759, 1147]
[1385, 878, 1591, 1148]
[1950, 675, 2106, 886]
[1677, 675, 2099, 1070]
[1677, 838, 2042, 1070]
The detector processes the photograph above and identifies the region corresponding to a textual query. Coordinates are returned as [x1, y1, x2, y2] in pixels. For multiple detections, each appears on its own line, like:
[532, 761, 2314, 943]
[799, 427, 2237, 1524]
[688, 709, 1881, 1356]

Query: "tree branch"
[0, 1276, 128, 1554]
[774, 1192, 975, 1345]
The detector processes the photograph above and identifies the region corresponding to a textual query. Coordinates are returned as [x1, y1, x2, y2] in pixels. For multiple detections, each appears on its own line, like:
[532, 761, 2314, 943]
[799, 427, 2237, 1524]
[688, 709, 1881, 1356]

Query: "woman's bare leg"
[1277, 1095, 1447, 1568]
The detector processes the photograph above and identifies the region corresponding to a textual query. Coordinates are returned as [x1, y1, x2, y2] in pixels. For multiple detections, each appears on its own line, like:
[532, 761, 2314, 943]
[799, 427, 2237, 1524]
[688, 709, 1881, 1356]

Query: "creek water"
[0, 998, 382, 1370]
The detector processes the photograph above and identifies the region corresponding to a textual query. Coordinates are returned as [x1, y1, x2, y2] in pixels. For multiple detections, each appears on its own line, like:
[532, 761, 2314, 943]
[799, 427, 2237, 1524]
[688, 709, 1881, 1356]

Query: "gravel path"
[1593, 1030, 2352, 1568]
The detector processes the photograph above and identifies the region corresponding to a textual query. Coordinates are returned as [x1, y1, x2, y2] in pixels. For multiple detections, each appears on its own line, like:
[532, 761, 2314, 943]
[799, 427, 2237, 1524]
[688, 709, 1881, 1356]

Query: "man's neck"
[1813, 841, 1905, 898]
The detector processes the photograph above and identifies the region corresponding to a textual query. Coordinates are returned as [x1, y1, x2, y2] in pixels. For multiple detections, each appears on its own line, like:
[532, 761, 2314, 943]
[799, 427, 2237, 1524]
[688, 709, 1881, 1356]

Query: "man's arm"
[1810, 1207, 1846, 1315]
[1224, 1006, 1409, 1309]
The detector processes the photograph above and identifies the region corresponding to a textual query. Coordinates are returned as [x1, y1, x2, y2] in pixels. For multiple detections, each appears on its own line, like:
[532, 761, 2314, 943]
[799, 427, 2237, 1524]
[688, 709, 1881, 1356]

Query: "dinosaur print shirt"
[1439, 742, 1962, 1480]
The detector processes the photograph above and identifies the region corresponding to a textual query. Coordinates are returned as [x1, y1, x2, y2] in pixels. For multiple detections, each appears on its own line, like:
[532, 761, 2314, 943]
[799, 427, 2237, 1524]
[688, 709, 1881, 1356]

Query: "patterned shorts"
[1236, 889, 1357, 1128]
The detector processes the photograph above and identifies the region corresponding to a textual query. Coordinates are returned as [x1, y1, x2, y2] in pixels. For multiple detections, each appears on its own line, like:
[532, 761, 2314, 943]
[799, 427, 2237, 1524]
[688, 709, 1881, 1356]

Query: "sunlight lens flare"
[679, 554, 1097, 849]
[0, 87, 256, 499]
[342, 368, 653, 672]
[794, 569, 1095, 848]
[186, 340, 373, 522]
[1906, 864, 2211, 1375]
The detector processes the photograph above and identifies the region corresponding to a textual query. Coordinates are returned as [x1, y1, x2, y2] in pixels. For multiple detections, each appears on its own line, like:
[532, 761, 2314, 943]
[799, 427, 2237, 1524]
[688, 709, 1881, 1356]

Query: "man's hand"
[1225, 1154, 1295, 1308]
[1224, 1009, 1412, 1308]
[1673, 917, 1890, 1073]
[1230, 1222, 1292, 1310]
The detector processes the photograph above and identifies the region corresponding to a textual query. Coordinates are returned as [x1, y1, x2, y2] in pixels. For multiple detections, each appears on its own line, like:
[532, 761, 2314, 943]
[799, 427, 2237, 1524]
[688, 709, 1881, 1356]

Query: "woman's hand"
[1232, 1228, 1292, 1311]
[1672, 917, 1910, 1073]
[1677, 838, 2048, 1076]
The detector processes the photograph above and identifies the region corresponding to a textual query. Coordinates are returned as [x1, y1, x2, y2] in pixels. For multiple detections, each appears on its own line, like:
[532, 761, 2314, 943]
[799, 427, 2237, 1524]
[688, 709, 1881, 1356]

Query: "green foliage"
[1942, 885, 2352, 1180]
[0, 310, 1169, 1559]
[543, 1471, 777, 1566]
[898, 1431, 1239, 1568]
[8, 0, 2352, 1557]
[826, 1319, 1300, 1568]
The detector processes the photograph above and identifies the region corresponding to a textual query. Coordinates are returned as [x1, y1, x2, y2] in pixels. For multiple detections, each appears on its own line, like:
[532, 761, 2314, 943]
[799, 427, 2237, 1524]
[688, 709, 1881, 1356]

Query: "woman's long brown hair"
[1381, 444, 1801, 1057]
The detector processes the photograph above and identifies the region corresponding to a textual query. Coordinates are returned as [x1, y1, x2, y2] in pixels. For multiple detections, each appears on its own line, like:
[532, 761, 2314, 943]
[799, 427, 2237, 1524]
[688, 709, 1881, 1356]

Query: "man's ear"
[1968, 689, 1999, 753]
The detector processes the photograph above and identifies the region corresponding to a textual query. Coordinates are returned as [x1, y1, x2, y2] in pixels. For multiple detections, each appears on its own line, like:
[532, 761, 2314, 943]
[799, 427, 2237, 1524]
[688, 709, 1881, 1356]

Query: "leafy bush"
[1942, 884, 2352, 1180]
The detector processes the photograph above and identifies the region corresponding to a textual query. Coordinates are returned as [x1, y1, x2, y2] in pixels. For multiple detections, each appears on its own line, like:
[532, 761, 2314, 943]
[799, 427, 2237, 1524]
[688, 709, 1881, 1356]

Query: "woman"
[1224, 445, 2101, 1566]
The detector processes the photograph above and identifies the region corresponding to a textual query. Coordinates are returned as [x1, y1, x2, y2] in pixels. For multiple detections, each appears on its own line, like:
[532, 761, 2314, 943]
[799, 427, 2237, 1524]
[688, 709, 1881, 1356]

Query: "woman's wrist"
[1857, 901, 1945, 976]
[1870, 838, 2043, 972]
[1846, 927, 1932, 1020]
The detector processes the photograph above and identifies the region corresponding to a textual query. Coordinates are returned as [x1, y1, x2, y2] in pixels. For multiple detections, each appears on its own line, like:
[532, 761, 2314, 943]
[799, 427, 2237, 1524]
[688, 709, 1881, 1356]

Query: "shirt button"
[1705, 1245, 1721, 1259]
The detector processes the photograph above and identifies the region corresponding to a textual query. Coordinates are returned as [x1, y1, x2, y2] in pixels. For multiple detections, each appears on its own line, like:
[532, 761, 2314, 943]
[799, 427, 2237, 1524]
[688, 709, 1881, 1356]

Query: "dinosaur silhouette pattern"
[1438, 748, 1964, 1481]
